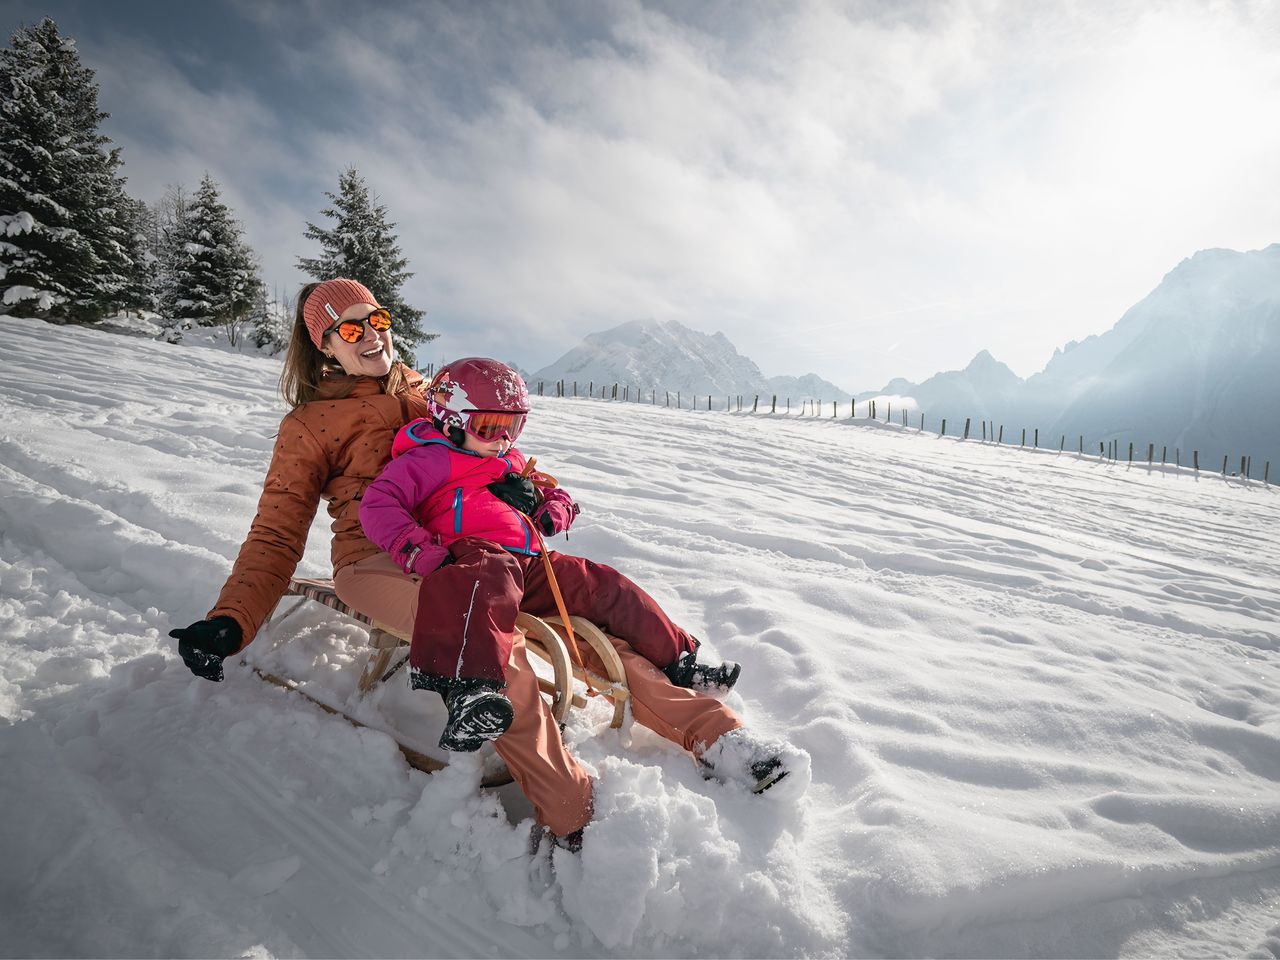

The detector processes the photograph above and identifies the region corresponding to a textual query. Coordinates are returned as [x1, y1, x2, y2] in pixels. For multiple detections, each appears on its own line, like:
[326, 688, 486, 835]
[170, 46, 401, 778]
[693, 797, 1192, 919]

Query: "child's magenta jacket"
[359, 419, 538, 577]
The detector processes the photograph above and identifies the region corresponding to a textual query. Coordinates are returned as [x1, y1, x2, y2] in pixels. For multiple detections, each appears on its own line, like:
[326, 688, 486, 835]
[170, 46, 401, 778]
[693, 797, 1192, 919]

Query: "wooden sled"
[247, 577, 630, 788]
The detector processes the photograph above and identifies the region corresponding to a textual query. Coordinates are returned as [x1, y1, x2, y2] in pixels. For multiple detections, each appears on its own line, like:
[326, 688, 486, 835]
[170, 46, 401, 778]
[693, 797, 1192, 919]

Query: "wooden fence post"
[1242, 455, 1249, 478]
[941, 418, 947, 436]
[920, 413, 925, 431]
[1059, 435, 1064, 453]
[1193, 450, 1199, 471]
[1265, 461, 1270, 484]
[1021, 428, 1025, 447]
[752, 395, 759, 412]
[676, 391, 680, 407]
[1222, 455, 1228, 476]
[665, 391, 670, 407]
[1161, 446, 1166, 465]
[771, 395, 777, 413]
[887, 403, 891, 422]
[1147, 443, 1154, 464]
[963, 417, 971, 440]
[1128, 442, 1133, 463]
[1098, 442, 1104, 458]
[1079, 435, 1083, 454]
[538, 381, 544, 396]
[871, 400, 877, 420]
[998, 425, 1003, 444]
[1034, 428, 1039, 449]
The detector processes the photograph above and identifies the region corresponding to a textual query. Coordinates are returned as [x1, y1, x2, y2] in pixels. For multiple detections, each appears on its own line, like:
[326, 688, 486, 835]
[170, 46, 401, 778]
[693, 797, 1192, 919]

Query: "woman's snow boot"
[696, 728, 811, 800]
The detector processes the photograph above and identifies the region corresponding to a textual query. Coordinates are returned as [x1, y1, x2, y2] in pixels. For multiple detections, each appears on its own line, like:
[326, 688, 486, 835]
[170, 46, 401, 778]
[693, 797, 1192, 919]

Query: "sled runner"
[246, 577, 629, 787]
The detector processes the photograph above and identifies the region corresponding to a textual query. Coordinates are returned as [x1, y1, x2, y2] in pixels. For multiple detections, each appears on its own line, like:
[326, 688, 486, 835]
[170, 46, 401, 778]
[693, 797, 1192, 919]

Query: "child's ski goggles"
[464, 410, 527, 443]
[324, 308, 392, 343]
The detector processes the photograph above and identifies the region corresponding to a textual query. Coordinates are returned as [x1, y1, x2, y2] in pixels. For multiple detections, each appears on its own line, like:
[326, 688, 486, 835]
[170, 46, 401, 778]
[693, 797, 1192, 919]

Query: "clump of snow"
[3, 286, 55, 311]
[95, 313, 166, 338]
[1, 211, 36, 236]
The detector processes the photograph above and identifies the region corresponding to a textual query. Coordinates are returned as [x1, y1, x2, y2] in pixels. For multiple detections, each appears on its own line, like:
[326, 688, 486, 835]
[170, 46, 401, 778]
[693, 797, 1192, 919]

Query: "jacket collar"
[315, 362, 423, 401]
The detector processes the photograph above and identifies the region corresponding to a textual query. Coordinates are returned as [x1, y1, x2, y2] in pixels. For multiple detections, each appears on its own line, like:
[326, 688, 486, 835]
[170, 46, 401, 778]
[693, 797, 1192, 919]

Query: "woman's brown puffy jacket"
[208, 366, 431, 648]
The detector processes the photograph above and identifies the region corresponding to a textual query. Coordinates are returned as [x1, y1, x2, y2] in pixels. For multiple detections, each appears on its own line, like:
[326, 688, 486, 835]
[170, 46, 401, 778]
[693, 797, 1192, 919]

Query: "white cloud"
[88, 0, 1280, 388]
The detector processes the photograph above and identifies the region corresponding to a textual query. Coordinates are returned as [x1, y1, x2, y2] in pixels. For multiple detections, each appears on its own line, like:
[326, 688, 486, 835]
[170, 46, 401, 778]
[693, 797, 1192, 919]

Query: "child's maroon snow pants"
[409, 536, 699, 683]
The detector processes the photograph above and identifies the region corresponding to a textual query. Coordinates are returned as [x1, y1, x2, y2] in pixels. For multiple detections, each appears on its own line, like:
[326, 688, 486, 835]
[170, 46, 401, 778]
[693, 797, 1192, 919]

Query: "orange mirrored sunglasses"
[325, 308, 392, 343]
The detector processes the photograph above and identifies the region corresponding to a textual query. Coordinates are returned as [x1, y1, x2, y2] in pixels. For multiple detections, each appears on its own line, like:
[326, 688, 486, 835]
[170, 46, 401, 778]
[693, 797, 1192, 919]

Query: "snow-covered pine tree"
[159, 174, 261, 344]
[0, 18, 137, 321]
[118, 196, 158, 315]
[250, 284, 289, 354]
[297, 166, 434, 363]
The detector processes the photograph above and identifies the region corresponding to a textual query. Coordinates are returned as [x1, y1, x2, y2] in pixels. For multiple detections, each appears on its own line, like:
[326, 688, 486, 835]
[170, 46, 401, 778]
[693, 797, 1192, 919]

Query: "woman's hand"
[168, 616, 243, 682]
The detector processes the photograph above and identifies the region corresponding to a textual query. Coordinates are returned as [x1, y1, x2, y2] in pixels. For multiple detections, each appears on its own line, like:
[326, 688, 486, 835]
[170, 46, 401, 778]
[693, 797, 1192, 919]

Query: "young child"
[359, 357, 742, 752]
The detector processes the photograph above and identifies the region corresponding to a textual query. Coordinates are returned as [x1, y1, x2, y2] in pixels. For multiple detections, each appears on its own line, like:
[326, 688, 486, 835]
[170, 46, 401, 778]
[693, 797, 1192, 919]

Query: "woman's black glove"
[169, 616, 243, 682]
[486, 472, 539, 514]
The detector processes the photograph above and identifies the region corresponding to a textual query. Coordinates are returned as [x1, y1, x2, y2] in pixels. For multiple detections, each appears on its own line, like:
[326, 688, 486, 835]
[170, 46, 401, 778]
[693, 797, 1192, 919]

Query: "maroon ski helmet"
[426, 358, 530, 434]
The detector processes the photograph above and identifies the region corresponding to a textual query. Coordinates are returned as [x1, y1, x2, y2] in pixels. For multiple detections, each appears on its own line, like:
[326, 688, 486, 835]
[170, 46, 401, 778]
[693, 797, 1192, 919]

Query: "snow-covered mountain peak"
[532, 318, 851, 399]
[964, 349, 1019, 381]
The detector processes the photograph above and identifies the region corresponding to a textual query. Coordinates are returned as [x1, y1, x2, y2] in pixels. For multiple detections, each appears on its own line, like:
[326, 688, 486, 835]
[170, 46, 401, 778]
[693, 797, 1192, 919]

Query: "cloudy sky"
[10, 0, 1280, 389]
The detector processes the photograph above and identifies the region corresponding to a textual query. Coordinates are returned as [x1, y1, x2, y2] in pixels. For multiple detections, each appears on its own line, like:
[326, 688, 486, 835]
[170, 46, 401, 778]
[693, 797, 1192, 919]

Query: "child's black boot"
[413, 670, 515, 752]
[662, 649, 741, 692]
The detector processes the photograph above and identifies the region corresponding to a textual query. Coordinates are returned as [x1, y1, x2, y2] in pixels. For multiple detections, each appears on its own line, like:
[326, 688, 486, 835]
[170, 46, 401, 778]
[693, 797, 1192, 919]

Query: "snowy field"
[2, 316, 1278, 959]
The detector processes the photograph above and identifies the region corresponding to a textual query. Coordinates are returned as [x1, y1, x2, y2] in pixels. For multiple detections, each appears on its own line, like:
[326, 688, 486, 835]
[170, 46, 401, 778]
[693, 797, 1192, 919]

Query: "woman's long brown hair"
[278, 281, 412, 408]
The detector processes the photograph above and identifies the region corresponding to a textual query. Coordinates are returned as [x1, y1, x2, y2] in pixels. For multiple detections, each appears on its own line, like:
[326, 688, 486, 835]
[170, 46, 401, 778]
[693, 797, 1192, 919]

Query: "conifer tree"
[119, 196, 158, 314]
[0, 18, 136, 321]
[159, 174, 261, 344]
[250, 284, 289, 354]
[298, 166, 434, 363]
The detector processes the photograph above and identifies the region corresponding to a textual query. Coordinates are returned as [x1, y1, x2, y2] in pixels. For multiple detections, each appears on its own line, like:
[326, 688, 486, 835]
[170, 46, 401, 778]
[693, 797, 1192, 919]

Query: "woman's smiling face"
[325, 302, 395, 377]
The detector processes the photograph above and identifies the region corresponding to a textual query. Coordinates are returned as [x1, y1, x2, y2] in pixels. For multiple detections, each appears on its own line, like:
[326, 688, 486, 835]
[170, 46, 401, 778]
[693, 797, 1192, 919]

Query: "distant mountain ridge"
[530, 319, 852, 400]
[527, 245, 1279, 467]
[867, 244, 1280, 465]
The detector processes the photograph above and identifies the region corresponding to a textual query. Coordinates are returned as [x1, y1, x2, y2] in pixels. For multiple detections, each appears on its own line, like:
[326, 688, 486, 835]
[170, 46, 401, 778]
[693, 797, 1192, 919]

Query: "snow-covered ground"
[2, 316, 1278, 958]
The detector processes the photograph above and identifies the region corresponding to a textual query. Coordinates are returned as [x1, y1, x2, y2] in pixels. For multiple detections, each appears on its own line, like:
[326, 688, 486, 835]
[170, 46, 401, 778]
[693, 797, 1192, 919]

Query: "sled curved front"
[515, 612, 575, 724]
[544, 615, 630, 729]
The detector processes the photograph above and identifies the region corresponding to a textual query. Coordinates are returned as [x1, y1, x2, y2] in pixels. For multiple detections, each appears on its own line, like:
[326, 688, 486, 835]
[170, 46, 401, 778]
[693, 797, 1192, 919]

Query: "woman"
[170, 278, 806, 847]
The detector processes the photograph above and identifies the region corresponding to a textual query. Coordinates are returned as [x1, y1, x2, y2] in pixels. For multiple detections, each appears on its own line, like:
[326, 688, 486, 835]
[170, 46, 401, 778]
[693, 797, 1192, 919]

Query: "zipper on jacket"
[452, 487, 463, 534]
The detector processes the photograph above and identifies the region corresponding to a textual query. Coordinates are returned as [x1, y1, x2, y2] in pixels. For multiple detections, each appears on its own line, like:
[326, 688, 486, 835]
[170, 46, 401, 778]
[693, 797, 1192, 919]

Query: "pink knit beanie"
[302, 279, 381, 348]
